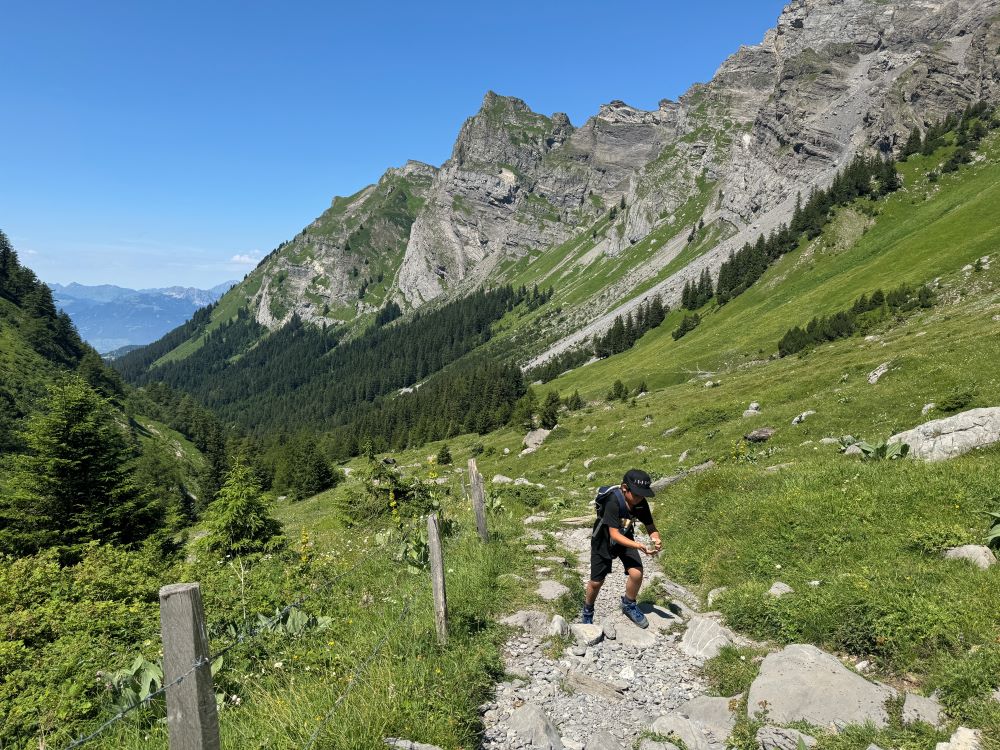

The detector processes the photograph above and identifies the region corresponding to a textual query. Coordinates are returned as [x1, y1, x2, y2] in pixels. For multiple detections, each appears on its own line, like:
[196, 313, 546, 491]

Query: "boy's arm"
[608, 526, 653, 551]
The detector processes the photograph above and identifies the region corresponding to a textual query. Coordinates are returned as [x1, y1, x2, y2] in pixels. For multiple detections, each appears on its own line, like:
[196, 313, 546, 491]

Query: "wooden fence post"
[159, 582, 221, 750]
[468, 458, 489, 543]
[427, 513, 448, 645]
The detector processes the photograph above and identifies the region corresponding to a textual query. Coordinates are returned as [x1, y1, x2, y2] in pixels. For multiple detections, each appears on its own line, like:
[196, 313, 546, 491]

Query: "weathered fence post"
[159, 582, 221, 750]
[427, 513, 449, 645]
[468, 458, 489, 543]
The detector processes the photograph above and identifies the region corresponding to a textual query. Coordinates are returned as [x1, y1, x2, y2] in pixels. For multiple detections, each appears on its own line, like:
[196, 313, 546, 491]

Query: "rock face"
[902, 692, 944, 727]
[747, 644, 898, 727]
[889, 408, 1000, 461]
[522, 428, 553, 454]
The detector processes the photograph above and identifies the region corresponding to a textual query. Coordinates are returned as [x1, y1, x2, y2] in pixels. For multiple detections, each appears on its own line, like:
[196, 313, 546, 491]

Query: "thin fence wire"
[302, 597, 414, 750]
[60, 553, 370, 750]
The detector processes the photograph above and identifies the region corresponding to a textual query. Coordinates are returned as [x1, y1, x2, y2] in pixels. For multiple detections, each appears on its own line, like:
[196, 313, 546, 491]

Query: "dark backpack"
[592, 485, 629, 542]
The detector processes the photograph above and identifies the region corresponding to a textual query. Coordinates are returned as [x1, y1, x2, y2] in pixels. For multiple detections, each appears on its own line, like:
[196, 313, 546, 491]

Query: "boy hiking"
[582, 469, 662, 628]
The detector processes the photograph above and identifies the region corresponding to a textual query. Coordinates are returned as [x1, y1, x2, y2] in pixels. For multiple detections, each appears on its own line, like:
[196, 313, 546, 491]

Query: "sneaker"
[581, 605, 594, 625]
[621, 596, 649, 629]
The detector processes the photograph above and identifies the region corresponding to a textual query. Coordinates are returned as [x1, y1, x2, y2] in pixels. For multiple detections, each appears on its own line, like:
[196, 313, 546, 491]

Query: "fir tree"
[540, 391, 561, 429]
[205, 458, 284, 555]
[0, 378, 157, 557]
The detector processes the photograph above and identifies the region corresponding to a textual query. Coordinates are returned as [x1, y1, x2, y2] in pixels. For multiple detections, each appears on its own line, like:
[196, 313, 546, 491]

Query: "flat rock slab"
[564, 670, 624, 701]
[510, 703, 564, 750]
[890, 407, 1000, 461]
[650, 714, 720, 750]
[639, 602, 682, 631]
[616, 622, 658, 648]
[768, 581, 794, 597]
[678, 695, 738, 743]
[903, 692, 944, 727]
[747, 644, 898, 727]
[570, 623, 604, 646]
[522, 428, 552, 454]
[943, 545, 997, 570]
[680, 616, 734, 660]
[745, 428, 776, 443]
[537, 580, 571, 601]
[756, 726, 818, 750]
[585, 731, 626, 750]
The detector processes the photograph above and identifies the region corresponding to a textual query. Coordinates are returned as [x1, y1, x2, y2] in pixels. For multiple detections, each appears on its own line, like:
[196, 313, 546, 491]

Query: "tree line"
[778, 283, 936, 357]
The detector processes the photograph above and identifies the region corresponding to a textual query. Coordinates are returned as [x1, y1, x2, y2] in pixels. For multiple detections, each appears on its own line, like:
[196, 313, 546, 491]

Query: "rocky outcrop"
[890, 408, 1000, 461]
[943, 544, 997, 570]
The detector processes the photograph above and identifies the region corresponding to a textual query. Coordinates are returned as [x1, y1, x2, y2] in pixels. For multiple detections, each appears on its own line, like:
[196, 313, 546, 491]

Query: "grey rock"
[942, 545, 997, 570]
[570, 623, 604, 646]
[384, 739, 444, 750]
[868, 362, 891, 385]
[922, 403, 937, 416]
[492, 474, 513, 484]
[549, 614, 571, 638]
[819, 437, 840, 445]
[680, 617, 734, 660]
[501, 610, 550, 636]
[650, 715, 716, 750]
[587, 471, 597, 482]
[565, 671, 624, 701]
[745, 428, 776, 443]
[526, 544, 548, 553]
[992, 688, 1000, 704]
[792, 410, 816, 425]
[640, 742, 680, 750]
[902, 692, 944, 727]
[755, 726, 818, 750]
[585, 731, 626, 750]
[744, 409, 762, 418]
[679, 695, 738, 742]
[602, 621, 617, 640]
[935, 727, 982, 750]
[678, 450, 690, 463]
[522, 428, 552, 455]
[509, 704, 564, 749]
[537, 580, 570, 601]
[890, 408, 1000, 461]
[639, 602, 682, 632]
[843, 444, 864, 456]
[747, 644, 898, 727]
[617, 622, 658, 648]
[768, 581, 794, 597]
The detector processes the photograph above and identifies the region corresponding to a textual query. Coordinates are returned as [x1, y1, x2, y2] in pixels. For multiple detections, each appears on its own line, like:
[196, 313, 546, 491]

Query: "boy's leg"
[584, 578, 604, 607]
[583, 549, 613, 622]
[624, 566, 643, 601]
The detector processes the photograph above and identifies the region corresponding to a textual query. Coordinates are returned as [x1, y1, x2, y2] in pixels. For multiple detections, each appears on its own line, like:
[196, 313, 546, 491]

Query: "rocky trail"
[460, 518, 985, 750]
[479, 523, 744, 750]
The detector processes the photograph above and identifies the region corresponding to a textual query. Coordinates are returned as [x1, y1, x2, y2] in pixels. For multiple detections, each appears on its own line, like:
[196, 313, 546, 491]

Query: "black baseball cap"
[623, 469, 655, 498]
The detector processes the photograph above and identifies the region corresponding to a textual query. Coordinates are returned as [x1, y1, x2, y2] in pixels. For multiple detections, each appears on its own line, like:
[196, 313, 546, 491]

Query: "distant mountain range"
[50, 281, 235, 354]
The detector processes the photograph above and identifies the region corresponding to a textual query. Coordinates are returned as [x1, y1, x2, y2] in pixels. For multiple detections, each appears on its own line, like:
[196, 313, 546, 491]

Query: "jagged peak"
[479, 89, 534, 115]
[596, 99, 676, 125]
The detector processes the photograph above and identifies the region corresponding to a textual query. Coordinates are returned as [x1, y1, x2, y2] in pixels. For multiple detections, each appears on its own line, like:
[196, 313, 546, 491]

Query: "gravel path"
[481, 526, 712, 750]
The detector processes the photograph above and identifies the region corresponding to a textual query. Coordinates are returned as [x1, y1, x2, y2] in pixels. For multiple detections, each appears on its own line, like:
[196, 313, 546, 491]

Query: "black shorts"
[590, 546, 643, 582]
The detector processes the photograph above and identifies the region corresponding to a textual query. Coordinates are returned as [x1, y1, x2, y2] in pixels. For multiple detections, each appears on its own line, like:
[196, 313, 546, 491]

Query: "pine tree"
[901, 127, 922, 159]
[205, 458, 284, 555]
[540, 391, 561, 429]
[0, 378, 157, 557]
[436, 443, 452, 465]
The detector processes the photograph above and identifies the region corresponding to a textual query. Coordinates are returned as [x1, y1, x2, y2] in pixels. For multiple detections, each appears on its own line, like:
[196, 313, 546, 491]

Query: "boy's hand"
[643, 544, 658, 556]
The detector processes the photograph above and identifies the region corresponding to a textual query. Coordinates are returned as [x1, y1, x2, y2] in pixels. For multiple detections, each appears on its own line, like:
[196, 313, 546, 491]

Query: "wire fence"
[60, 553, 374, 750]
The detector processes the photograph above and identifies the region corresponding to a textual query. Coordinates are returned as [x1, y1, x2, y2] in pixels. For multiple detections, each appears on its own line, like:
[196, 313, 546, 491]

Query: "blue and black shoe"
[621, 596, 649, 629]
[581, 605, 594, 625]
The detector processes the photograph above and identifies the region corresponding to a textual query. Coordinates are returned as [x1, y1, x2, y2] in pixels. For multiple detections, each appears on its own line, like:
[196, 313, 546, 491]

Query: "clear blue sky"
[1, 1, 786, 289]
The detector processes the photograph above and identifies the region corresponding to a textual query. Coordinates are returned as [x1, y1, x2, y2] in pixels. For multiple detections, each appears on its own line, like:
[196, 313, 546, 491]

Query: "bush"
[938, 388, 975, 413]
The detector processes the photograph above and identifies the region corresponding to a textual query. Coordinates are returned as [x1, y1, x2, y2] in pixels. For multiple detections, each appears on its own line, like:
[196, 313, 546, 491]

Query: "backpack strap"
[592, 486, 629, 537]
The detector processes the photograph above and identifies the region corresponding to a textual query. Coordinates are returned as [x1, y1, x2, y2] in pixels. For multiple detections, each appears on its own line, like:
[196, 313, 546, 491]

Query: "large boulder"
[889, 408, 1000, 461]
[747, 644, 898, 727]
[521, 428, 552, 455]
[902, 692, 944, 727]
[585, 731, 626, 750]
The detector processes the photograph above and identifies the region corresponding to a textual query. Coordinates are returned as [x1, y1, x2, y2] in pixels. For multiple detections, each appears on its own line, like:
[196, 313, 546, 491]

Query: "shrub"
[938, 388, 975, 413]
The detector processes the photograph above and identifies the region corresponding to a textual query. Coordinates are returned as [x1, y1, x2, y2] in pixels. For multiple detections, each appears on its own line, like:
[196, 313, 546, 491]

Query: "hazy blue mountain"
[50, 281, 235, 353]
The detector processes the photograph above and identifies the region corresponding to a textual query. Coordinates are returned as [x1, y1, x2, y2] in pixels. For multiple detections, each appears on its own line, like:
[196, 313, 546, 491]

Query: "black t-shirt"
[592, 486, 654, 558]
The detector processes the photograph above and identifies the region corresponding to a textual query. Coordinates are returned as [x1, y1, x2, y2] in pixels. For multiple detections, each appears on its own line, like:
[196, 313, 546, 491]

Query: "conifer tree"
[0, 378, 157, 557]
[540, 391, 561, 429]
[205, 458, 283, 555]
